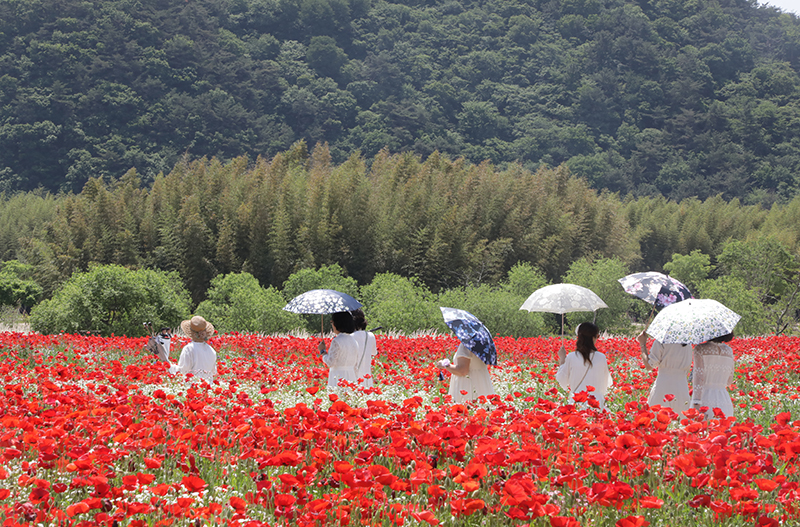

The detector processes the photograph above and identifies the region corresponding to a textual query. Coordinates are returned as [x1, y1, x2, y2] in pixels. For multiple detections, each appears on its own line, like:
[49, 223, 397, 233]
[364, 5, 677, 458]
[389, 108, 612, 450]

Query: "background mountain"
[2, 0, 800, 203]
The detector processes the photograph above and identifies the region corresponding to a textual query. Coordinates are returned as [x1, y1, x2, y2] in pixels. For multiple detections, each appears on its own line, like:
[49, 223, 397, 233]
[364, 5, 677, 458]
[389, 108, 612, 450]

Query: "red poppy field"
[1, 332, 799, 526]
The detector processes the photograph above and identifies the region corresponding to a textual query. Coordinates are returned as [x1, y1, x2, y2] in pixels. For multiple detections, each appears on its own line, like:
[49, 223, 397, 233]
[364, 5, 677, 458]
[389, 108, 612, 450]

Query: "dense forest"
[1, 145, 799, 297]
[2, 0, 800, 203]
[0, 147, 797, 335]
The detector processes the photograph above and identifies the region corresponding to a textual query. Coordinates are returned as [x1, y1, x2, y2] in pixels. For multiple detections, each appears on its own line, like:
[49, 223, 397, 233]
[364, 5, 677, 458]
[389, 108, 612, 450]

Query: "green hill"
[2, 0, 800, 203]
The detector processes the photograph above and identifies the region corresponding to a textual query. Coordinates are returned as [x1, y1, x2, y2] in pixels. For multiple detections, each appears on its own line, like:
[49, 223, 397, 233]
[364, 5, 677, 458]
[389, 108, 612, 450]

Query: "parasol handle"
[646, 303, 657, 327]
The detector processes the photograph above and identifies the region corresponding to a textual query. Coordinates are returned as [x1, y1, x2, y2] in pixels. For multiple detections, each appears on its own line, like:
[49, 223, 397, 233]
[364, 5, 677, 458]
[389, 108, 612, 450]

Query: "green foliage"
[4, 144, 800, 335]
[697, 276, 769, 337]
[0, 260, 42, 308]
[662, 250, 714, 293]
[30, 264, 191, 337]
[359, 273, 440, 334]
[437, 283, 547, 339]
[562, 257, 634, 334]
[716, 238, 800, 334]
[717, 238, 798, 302]
[195, 272, 302, 334]
[502, 262, 550, 298]
[306, 36, 348, 79]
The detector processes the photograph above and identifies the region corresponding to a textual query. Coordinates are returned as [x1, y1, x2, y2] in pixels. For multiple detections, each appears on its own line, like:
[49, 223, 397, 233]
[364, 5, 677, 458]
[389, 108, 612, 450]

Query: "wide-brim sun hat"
[181, 316, 215, 341]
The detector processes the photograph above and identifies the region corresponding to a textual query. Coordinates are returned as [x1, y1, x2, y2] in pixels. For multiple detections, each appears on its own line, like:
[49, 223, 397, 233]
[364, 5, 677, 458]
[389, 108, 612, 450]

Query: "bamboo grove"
[1, 142, 800, 308]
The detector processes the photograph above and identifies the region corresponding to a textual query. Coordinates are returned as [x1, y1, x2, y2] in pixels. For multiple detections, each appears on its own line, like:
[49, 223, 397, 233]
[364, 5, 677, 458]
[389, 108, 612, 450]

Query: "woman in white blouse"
[691, 333, 735, 419]
[174, 316, 217, 383]
[319, 311, 359, 391]
[638, 331, 692, 414]
[556, 322, 613, 410]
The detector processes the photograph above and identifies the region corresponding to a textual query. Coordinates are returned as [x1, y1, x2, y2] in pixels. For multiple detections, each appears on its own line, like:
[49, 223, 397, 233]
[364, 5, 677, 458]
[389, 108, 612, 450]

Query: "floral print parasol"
[618, 272, 693, 310]
[646, 299, 741, 344]
[440, 307, 497, 366]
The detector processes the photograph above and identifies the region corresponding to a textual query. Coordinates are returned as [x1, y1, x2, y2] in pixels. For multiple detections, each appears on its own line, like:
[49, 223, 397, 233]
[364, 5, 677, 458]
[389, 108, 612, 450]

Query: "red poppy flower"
[181, 475, 207, 493]
[639, 496, 664, 509]
[550, 517, 582, 527]
[755, 479, 779, 492]
[143, 457, 162, 469]
[616, 516, 649, 527]
[229, 496, 247, 512]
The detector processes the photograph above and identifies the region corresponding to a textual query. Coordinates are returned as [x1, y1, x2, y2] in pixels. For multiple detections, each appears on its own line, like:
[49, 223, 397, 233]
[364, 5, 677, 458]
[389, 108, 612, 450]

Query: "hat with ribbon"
[180, 316, 215, 342]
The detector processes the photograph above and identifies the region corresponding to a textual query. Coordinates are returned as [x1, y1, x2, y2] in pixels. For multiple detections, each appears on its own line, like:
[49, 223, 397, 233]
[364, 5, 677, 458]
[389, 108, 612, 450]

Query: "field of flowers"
[1, 331, 799, 526]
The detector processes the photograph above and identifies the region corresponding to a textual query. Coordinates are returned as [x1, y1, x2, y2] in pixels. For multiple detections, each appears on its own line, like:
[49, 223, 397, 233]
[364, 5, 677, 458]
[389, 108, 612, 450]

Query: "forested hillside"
[2, 0, 800, 202]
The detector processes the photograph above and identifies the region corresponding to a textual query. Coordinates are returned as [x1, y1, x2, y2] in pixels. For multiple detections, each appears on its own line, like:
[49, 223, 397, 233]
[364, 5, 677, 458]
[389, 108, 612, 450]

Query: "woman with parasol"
[319, 311, 359, 391]
[637, 331, 692, 414]
[435, 307, 496, 403]
[619, 272, 694, 413]
[645, 299, 741, 419]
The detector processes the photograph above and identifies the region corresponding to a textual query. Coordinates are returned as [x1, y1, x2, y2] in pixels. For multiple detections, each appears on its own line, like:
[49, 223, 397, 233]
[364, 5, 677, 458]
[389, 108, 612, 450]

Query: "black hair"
[351, 309, 367, 331]
[575, 322, 600, 366]
[331, 311, 355, 334]
[711, 332, 734, 343]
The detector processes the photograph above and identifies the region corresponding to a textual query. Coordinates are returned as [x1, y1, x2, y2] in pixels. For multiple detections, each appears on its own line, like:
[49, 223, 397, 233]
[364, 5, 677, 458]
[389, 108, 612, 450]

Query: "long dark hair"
[351, 308, 367, 331]
[575, 322, 599, 365]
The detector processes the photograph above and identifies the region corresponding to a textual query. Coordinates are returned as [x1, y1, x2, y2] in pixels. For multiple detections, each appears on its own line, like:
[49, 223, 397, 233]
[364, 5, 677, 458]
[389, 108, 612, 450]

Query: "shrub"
[662, 250, 714, 293]
[0, 260, 43, 309]
[196, 272, 301, 334]
[30, 264, 191, 336]
[359, 273, 440, 333]
[438, 263, 550, 337]
[697, 276, 769, 336]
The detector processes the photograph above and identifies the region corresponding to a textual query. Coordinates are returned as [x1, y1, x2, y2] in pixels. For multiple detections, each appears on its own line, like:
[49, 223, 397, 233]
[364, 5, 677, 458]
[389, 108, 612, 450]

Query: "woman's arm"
[555, 356, 570, 391]
[637, 331, 653, 370]
[601, 353, 613, 390]
[438, 356, 471, 377]
[691, 347, 706, 408]
[368, 332, 378, 357]
[726, 345, 735, 386]
[322, 339, 339, 367]
[177, 345, 193, 375]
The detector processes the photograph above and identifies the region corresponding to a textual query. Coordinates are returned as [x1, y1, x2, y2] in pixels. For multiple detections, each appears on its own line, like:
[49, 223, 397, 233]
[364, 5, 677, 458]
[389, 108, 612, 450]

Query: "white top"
[556, 350, 613, 410]
[448, 344, 496, 403]
[322, 333, 359, 390]
[646, 340, 692, 413]
[351, 330, 378, 388]
[692, 342, 735, 418]
[176, 341, 217, 383]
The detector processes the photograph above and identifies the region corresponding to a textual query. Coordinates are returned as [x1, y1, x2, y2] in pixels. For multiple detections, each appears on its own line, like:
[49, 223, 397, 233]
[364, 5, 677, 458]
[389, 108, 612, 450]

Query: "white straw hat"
[180, 316, 215, 342]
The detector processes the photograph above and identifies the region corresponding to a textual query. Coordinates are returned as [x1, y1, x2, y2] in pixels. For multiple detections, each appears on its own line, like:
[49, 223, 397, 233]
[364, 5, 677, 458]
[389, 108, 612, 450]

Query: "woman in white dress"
[691, 333, 735, 419]
[319, 311, 359, 391]
[174, 316, 217, 384]
[638, 331, 692, 414]
[556, 322, 613, 410]
[436, 344, 495, 403]
[351, 309, 378, 388]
